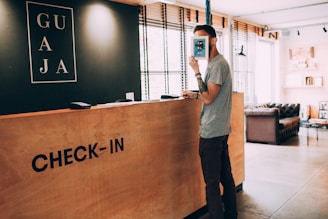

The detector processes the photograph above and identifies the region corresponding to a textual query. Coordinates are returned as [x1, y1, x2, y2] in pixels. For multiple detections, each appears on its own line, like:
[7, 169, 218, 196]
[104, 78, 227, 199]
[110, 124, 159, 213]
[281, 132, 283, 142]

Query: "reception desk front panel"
[0, 94, 244, 218]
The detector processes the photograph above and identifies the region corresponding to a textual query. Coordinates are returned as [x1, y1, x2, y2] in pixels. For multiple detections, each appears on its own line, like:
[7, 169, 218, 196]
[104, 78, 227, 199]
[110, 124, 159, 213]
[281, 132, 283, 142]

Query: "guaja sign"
[26, 1, 77, 83]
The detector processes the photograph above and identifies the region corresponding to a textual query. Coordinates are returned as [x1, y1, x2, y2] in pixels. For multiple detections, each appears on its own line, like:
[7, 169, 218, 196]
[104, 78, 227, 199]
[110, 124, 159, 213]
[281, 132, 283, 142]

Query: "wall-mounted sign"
[26, 1, 77, 84]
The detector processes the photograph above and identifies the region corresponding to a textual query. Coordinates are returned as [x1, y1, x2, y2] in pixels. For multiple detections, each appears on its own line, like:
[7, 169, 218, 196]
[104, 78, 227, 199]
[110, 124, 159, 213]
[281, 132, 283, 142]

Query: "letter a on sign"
[26, 1, 77, 83]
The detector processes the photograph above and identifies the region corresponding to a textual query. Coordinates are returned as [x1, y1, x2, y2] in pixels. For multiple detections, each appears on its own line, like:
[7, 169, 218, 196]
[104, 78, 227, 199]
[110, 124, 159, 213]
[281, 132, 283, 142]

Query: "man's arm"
[186, 55, 221, 105]
[198, 81, 221, 105]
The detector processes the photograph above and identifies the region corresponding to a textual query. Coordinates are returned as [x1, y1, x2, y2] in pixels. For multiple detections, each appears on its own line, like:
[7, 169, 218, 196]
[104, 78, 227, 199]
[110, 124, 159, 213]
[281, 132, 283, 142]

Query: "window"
[232, 21, 256, 105]
[139, 4, 188, 100]
[255, 40, 274, 103]
[139, 3, 227, 100]
[139, 25, 188, 100]
[232, 20, 276, 106]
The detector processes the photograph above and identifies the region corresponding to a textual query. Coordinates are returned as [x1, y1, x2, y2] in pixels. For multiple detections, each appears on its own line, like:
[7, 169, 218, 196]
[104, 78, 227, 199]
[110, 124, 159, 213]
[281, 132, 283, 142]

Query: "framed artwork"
[319, 101, 328, 110]
[288, 46, 316, 69]
[319, 111, 328, 119]
[289, 46, 314, 60]
[319, 101, 328, 119]
[191, 36, 209, 60]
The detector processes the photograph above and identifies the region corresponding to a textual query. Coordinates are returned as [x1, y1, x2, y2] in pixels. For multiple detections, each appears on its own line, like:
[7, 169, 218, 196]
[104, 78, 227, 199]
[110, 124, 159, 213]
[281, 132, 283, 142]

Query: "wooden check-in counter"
[0, 93, 244, 218]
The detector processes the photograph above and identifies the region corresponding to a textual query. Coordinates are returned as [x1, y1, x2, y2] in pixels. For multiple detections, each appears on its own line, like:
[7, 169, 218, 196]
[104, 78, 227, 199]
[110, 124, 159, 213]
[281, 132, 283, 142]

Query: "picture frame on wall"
[319, 110, 328, 119]
[319, 101, 328, 119]
[319, 101, 328, 110]
[191, 36, 209, 60]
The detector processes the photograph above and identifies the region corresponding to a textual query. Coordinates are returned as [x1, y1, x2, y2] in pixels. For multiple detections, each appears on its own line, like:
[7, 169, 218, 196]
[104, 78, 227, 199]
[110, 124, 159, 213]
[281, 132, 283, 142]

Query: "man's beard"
[209, 44, 213, 54]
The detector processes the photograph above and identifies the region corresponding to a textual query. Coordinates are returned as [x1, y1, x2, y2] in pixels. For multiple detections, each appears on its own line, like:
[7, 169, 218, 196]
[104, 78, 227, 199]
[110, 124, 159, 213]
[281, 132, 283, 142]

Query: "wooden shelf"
[284, 85, 323, 88]
[284, 74, 323, 88]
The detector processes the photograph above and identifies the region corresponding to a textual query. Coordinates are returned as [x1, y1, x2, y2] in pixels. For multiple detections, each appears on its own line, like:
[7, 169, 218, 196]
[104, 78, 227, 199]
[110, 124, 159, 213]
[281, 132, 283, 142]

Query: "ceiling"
[175, 0, 328, 31]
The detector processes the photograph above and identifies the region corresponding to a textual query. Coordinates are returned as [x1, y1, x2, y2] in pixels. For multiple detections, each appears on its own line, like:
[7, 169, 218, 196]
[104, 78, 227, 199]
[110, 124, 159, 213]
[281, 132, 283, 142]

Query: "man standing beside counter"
[182, 25, 237, 219]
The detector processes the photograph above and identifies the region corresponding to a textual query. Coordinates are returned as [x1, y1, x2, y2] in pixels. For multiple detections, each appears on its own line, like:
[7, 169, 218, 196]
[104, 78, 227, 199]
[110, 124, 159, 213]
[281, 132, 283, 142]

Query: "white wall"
[279, 25, 328, 118]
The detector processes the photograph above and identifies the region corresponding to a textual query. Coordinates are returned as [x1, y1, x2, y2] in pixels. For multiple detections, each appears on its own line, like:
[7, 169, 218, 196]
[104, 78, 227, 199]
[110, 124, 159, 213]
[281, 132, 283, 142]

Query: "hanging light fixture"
[323, 26, 327, 33]
[238, 45, 246, 56]
[297, 30, 300, 36]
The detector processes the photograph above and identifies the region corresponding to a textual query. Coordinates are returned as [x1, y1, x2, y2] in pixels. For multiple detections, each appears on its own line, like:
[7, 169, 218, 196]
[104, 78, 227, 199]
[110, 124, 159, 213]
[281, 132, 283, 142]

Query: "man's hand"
[189, 56, 200, 73]
[182, 90, 198, 99]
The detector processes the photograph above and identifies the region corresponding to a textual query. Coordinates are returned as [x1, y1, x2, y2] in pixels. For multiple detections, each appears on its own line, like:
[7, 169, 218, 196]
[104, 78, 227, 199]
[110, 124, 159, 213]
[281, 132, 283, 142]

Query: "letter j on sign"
[26, 1, 77, 83]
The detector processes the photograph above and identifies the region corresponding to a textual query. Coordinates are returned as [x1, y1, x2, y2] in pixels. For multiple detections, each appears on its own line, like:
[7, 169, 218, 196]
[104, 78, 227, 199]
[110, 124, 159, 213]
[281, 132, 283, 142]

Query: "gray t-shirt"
[199, 54, 232, 138]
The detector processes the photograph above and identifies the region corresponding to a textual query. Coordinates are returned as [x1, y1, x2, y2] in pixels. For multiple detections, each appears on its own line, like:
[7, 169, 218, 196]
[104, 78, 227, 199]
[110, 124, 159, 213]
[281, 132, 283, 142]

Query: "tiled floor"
[191, 127, 328, 219]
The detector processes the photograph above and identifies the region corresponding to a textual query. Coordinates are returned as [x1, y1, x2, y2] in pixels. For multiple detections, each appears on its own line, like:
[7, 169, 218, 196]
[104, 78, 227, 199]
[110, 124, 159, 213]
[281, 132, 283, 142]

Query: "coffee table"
[308, 118, 328, 142]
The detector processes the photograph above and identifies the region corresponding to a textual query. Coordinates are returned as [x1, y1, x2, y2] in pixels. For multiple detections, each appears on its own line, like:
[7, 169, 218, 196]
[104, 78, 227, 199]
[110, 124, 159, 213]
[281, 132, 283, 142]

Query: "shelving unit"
[284, 46, 324, 89]
[284, 68, 323, 88]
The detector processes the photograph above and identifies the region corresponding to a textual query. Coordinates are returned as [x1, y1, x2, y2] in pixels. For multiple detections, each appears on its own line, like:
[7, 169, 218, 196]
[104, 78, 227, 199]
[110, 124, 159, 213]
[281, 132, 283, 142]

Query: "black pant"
[199, 135, 238, 219]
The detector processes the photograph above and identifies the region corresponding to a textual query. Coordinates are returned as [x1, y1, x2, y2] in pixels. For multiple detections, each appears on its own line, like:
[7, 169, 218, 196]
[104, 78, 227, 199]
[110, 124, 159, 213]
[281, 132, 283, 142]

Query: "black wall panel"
[0, 0, 141, 115]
